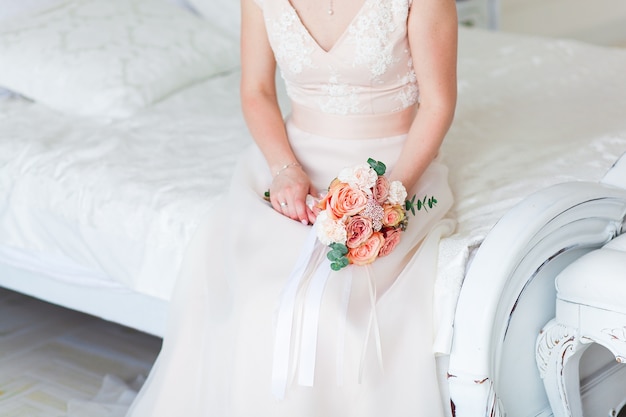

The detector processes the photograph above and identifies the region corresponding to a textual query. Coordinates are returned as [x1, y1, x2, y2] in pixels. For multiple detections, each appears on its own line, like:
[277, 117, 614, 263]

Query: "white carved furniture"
[537, 232, 626, 417]
[448, 154, 626, 417]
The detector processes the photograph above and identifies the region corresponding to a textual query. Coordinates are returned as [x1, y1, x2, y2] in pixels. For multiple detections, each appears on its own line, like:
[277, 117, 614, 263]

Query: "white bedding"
[0, 70, 251, 300]
[1, 28, 626, 344]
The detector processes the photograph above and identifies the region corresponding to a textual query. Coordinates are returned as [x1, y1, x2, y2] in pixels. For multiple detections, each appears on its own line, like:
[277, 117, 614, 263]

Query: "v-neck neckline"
[285, 0, 368, 54]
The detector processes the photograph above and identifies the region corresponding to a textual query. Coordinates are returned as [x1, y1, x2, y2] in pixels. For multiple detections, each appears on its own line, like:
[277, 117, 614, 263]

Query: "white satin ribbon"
[297, 254, 332, 387]
[336, 269, 353, 386]
[271, 227, 320, 400]
[359, 266, 384, 382]
[272, 229, 384, 399]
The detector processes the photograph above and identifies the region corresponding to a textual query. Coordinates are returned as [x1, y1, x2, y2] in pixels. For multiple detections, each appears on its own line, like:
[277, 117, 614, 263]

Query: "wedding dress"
[127, 0, 454, 415]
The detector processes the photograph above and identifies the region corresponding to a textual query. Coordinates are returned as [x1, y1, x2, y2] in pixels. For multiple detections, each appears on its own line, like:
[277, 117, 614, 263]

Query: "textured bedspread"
[0, 70, 251, 299]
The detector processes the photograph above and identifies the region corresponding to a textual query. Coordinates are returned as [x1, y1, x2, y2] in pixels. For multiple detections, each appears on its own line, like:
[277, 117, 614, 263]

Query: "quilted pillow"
[0, 0, 239, 118]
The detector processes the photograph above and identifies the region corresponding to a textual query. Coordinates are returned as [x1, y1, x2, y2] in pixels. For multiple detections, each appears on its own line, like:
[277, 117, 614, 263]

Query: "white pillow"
[187, 0, 241, 41]
[0, 0, 239, 118]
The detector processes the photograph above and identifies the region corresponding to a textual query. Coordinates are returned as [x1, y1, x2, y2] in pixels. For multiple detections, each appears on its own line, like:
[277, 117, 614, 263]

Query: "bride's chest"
[262, 0, 411, 79]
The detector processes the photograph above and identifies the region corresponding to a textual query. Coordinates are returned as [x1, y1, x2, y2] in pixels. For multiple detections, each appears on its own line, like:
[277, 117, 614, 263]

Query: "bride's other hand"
[241, 0, 317, 226]
[270, 164, 318, 225]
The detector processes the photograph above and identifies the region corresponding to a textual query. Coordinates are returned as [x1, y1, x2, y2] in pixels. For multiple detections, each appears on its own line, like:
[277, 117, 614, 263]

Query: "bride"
[127, 0, 458, 415]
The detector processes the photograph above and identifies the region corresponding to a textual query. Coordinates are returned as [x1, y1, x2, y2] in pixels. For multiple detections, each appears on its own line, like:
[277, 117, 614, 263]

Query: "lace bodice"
[256, 0, 418, 116]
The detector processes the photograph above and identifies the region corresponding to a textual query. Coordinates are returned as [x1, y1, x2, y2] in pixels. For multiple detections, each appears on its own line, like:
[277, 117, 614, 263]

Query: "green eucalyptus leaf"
[330, 243, 348, 255]
[367, 158, 386, 176]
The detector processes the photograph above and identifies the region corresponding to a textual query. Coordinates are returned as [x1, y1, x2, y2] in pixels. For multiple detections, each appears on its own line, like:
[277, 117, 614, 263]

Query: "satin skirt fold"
[126, 119, 455, 417]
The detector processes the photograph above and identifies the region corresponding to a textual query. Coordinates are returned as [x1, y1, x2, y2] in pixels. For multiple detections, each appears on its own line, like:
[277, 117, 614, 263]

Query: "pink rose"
[378, 229, 402, 257]
[345, 216, 374, 248]
[372, 176, 390, 204]
[382, 204, 405, 227]
[347, 232, 385, 266]
[325, 181, 368, 220]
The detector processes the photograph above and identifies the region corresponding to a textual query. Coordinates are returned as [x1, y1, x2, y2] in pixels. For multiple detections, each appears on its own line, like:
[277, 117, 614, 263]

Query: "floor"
[0, 288, 161, 417]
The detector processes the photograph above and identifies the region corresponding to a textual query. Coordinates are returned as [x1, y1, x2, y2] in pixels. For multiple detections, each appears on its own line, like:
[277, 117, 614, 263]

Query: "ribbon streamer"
[335, 269, 353, 386]
[297, 254, 332, 386]
[271, 227, 319, 400]
[272, 230, 384, 399]
[359, 265, 384, 382]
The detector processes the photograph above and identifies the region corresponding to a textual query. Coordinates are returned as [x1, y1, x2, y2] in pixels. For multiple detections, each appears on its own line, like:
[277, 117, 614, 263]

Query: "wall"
[499, 0, 626, 46]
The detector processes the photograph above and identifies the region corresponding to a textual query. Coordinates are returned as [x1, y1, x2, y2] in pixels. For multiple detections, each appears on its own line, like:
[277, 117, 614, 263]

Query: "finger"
[309, 185, 320, 199]
[280, 200, 291, 216]
[292, 198, 310, 225]
[270, 197, 281, 212]
[306, 206, 317, 225]
[271, 195, 288, 214]
[280, 196, 299, 221]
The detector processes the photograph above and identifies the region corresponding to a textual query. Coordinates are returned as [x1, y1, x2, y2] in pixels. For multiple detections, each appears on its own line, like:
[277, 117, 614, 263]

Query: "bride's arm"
[240, 0, 317, 224]
[389, 0, 458, 190]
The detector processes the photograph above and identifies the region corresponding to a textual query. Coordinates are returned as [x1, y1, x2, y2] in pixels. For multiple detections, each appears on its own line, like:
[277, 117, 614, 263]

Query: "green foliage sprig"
[327, 243, 349, 271]
[368, 157, 438, 215]
[367, 158, 386, 176]
[404, 194, 437, 215]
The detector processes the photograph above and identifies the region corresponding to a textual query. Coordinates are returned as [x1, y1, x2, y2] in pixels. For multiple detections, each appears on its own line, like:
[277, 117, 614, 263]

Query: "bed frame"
[448, 154, 626, 416]
[0, 264, 168, 336]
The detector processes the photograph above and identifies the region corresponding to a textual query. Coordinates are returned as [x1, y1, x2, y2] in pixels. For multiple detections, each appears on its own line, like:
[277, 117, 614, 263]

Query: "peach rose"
[316, 178, 342, 211]
[347, 231, 385, 266]
[345, 216, 374, 248]
[382, 204, 405, 227]
[372, 176, 390, 204]
[325, 181, 368, 220]
[378, 229, 402, 257]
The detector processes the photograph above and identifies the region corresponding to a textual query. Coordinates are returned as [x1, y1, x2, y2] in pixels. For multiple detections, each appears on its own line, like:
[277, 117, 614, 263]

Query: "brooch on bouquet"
[315, 158, 437, 271]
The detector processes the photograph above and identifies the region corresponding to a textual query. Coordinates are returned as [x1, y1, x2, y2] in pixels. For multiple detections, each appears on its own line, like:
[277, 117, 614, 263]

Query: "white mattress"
[1, 28, 626, 311]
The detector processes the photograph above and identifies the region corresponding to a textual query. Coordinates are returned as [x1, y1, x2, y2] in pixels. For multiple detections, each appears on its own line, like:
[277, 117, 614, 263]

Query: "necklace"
[328, 0, 334, 15]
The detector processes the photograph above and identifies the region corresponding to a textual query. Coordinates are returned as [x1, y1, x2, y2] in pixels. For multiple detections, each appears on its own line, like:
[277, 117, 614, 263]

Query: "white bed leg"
[536, 320, 591, 417]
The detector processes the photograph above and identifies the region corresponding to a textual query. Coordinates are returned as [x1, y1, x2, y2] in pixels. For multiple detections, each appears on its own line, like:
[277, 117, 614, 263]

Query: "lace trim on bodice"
[259, 0, 418, 116]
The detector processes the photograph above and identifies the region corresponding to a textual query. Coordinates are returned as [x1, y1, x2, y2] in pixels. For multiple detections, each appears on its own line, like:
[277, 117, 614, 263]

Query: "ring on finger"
[280, 202, 288, 207]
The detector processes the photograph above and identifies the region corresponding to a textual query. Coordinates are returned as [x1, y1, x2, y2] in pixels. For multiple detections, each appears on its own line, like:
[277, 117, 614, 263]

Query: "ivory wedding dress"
[127, 0, 454, 415]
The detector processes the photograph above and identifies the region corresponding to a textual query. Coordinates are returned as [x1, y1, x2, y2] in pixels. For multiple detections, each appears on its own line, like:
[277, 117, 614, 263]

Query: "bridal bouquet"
[315, 158, 437, 271]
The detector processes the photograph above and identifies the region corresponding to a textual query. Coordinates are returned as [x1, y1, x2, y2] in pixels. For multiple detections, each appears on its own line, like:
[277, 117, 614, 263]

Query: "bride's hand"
[270, 165, 318, 225]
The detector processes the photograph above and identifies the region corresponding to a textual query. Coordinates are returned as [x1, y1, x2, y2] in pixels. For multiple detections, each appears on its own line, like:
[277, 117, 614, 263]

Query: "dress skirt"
[126, 118, 455, 417]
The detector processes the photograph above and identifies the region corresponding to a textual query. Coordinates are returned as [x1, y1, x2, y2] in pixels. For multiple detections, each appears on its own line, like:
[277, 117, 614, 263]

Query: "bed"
[1, 0, 626, 416]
